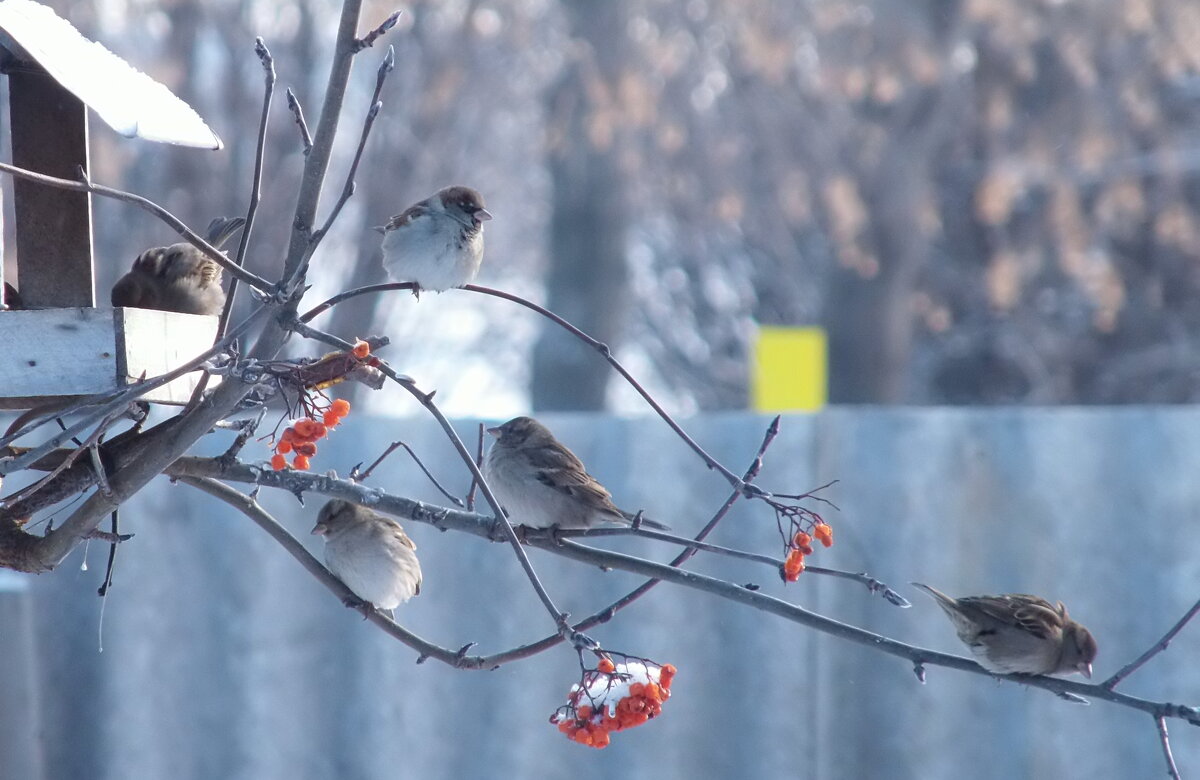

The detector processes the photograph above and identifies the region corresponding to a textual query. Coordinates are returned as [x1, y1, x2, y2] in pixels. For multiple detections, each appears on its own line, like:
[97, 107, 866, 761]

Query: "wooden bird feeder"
[0, 0, 224, 410]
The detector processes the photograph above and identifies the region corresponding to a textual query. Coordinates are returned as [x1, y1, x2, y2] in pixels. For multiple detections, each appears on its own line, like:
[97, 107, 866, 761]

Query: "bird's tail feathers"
[204, 216, 248, 249]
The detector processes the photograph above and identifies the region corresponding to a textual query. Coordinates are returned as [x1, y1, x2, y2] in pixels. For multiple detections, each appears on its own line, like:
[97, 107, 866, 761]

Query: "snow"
[0, 0, 222, 148]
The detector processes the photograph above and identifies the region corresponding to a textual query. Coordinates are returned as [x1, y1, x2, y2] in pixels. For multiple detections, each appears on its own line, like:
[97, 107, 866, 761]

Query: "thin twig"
[309, 46, 395, 248]
[392, 375, 575, 639]
[4, 403, 131, 505]
[1103, 596, 1200, 690]
[468, 417, 782, 665]
[97, 509, 120, 597]
[180, 475, 488, 668]
[0, 161, 272, 293]
[355, 9, 402, 52]
[190, 35, 278, 412]
[568, 526, 909, 606]
[466, 423, 484, 512]
[355, 440, 464, 508]
[1155, 715, 1182, 780]
[286, 88, 313, 153]
[296, 281, 755, 494]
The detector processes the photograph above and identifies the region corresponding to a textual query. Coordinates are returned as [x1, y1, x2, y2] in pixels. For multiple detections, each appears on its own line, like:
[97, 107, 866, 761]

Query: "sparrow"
[377, 185, 491, 296]
[483, 416, 668, 530]
[912, 583, 1097, 677]
[312, 499, 422, 617]
[111, 216, 246, 315]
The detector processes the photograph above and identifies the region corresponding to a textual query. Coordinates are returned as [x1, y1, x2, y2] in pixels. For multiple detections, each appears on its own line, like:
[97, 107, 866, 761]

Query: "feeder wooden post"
[7, 61, 94, 308]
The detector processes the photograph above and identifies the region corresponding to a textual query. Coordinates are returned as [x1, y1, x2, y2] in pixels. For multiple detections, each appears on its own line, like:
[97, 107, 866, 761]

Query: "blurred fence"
[2, 409, 1197, 779]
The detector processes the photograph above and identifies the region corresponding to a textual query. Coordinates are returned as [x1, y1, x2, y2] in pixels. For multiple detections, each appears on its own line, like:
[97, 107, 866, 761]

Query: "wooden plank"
[0, 308, 115, 403]
[115, 308, 219, 404]
[8, 61, 94, 308]
[0, 308, 218, 409]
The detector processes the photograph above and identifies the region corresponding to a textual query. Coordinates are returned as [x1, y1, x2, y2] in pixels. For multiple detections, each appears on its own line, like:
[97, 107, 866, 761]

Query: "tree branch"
[179, 475, 487, 668]
[160, 455, 1200, 727]
[0, 161, 273, 293]
[1102, 596, 1200, 690]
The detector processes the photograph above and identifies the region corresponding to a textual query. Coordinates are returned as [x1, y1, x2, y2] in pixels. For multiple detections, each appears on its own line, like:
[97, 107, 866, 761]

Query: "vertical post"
[7, 61, 94, 308]
[0, 571, 44, 780]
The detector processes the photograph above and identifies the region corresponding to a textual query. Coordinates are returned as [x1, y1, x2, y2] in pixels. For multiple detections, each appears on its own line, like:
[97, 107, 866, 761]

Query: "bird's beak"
[476, 208, 493, 222]
[486, 425, 501, 438]
[372, 225, 387, 235]
[311, 523, 327, 536]
[1079, 662, 1092, 679]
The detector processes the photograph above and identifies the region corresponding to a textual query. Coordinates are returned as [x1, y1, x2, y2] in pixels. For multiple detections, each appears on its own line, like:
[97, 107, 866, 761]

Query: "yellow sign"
[752, 326, 827, 411]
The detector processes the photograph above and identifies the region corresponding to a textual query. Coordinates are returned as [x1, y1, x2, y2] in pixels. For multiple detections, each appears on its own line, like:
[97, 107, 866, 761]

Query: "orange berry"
[591, 731, 610, 748]
[813, 523, 834, 547]
[578, 705, 592, 720]
[280, 427, 296, 442]
[331, 399, 351, 416]
[597, 657, 615, 674]
[293, 455, 311, 470]
[270, 453, 287, 470]
[310, 422, 328, 439]
[659, 664, 676, 689]
[294, 442, 318, 457]
[352, 339, 371, 359]
[276, 440, 293, 454]
[323, 411, 341, 427]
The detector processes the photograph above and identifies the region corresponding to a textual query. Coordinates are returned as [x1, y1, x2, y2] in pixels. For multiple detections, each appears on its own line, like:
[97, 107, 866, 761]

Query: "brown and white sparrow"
[311, 499, 422, 617]
[377, 185, 491, 296]
[912, 583, 1097, 677]
[111, 216, 245, 315]
[484, 416, 668, 530]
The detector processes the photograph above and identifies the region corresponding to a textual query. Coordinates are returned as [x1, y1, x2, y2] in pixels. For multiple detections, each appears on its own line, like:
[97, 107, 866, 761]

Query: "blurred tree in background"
[8, 0, 1200, 411]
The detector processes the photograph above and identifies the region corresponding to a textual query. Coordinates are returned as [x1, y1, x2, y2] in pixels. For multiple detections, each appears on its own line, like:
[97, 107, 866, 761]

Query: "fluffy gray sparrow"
[377, 185, 491, 296]
[111, 216, 245, 315]
[312, 499, 422, 616]
[912, 583, 1097, 677]
[484, 416, 668, 530]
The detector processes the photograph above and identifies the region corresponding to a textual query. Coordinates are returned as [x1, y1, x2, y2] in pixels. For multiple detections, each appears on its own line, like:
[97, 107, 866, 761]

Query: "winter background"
[3, 1, 1200, 778]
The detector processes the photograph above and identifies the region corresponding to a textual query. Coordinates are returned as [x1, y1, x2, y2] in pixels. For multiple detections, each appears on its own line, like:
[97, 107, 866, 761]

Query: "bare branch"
[186, 40, 278, 413]
[179, 475, 487, 668]
[1155, 715, 1182, 780]
[0, 161, 273, 294]
[221, 37, 277, 333]
[161, 455, 1200, 725]
[286, 88, 313, 153]
[354, 440, 465, 508]
[355, 10, 402, 52]
[309, 46, 395, 250]
[1103, 596, 1200, 690]
[571, 527, 909, 606]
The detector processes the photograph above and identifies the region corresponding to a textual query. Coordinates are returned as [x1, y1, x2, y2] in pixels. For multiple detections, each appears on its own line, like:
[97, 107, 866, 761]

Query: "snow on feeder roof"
[0, 0, 221, 148]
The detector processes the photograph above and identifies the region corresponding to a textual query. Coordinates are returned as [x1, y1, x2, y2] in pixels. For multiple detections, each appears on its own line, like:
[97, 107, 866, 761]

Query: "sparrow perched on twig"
[912, 583, 1098, 677]
[377, 185, 491, 296]
[484, 416, 668, 531]
[312, 499, 422, 617]
[111, 216, 245, 315]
